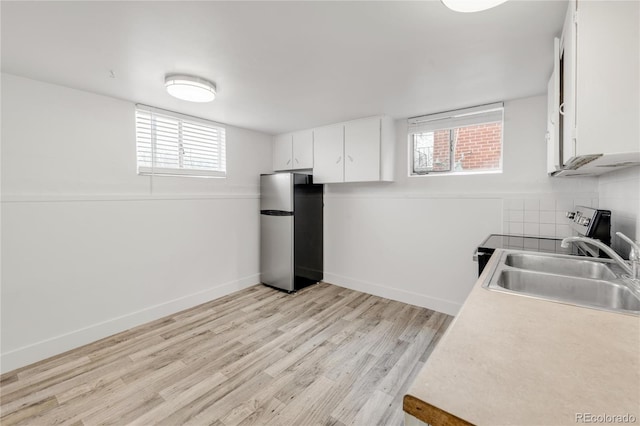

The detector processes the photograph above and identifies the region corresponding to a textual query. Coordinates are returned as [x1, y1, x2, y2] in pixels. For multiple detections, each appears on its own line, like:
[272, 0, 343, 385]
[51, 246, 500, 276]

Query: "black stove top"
[478, 234, 576, 255]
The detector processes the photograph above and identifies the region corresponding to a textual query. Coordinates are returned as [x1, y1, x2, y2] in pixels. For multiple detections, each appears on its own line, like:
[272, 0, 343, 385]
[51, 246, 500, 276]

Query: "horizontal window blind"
[136, 105, 226, 178]
[408, 102, 504, 134]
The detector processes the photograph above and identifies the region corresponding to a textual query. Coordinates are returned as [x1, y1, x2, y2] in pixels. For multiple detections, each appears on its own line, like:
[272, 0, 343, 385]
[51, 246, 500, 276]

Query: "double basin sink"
[483, 251, 640, 315]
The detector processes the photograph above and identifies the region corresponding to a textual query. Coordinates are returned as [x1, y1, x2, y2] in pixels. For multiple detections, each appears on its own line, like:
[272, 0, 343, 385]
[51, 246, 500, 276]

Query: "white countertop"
[404, 249, 640, 425]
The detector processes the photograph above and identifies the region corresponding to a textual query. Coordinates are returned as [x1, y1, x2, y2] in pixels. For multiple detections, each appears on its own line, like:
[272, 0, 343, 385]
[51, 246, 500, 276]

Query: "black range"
[474, 206, 612, 276]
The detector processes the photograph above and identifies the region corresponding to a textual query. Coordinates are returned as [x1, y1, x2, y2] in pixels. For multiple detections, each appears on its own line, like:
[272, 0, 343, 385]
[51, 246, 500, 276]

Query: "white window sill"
[138, 166, 226, 179]
[409, 170, 503, 178]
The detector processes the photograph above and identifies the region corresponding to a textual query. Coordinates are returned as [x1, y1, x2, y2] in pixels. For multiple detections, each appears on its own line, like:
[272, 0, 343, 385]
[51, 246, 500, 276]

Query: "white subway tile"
[556, 198, 573, 211]
[510, 222, 524, 235]
[524, 199, 540, 211]
[539, 211, 556, 224]
[509, 210, 524, 222]
[524, 210, 539, 223]
[540, 224, 556, 237]
[556, 211, 570, 223]
[555, 224, 571, 237]
[524, 223, 540, 236]
[539, 198, 556, 211]
[574, 198, 591, 208]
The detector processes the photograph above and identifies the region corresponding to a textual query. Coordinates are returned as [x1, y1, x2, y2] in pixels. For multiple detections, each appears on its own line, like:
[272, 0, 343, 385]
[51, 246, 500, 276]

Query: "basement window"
[135, 105, 226, 178]
[408, 103, 503, 176]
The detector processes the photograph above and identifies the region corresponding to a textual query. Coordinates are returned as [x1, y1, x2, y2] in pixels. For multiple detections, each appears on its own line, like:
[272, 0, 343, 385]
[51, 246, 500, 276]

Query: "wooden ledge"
[403, 394, 474, 426]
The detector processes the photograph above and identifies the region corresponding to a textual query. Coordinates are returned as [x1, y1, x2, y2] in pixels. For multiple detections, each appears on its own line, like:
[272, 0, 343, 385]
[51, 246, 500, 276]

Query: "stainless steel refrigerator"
[260, 173, 323, 292]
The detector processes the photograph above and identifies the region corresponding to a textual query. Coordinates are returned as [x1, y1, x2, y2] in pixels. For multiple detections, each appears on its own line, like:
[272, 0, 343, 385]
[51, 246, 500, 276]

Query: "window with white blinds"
[135, 105, 226, 178]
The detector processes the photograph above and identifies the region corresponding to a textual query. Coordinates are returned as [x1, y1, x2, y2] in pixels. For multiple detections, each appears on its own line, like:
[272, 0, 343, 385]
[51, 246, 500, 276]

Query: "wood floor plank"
[0, 354, 135, 414]
[263, 375, 337, 426]
[130, 372, 229, 425]
[153, 347, 288, 425]
[234, 398, 286, 426]
[350, 389, 396, 426]
[216, 373, 293, 426]
[0, 283, 453, 426]
[0, 395, 59, 426]
[289, 352, 379, 425]
[378, 313, 448, 396]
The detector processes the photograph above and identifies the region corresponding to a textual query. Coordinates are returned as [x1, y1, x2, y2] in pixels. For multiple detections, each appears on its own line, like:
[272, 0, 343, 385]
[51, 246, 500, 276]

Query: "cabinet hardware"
[336, 156, 342, 164]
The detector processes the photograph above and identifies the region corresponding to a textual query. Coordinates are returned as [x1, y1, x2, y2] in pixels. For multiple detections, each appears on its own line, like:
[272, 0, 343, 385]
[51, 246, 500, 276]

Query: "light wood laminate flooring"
[0, 282, 452, 426]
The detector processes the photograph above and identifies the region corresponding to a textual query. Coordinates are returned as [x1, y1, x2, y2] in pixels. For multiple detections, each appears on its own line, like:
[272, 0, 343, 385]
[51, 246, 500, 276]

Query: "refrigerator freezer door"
[260, 173, 293, 212]
[260, 214, 294, 291]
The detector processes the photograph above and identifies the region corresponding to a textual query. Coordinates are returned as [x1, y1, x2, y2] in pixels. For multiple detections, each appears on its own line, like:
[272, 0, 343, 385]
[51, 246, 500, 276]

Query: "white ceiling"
[1, 1, 567, 135]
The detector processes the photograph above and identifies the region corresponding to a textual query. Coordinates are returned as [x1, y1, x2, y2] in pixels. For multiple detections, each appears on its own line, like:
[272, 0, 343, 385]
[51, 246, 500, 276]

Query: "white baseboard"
[323, 272, 461, 316]
[0, 274, 259, 374]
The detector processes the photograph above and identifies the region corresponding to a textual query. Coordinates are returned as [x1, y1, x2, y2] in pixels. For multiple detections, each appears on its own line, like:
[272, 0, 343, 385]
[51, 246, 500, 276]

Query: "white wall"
[324, 95, 599, 315]
[0, 74, 273, 372]
[598, 166, 640, 255]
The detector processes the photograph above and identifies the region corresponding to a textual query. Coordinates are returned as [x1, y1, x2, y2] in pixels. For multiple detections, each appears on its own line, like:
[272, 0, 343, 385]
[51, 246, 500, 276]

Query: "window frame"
[135, 104, 227, 179]
[407, 103, 504, 177]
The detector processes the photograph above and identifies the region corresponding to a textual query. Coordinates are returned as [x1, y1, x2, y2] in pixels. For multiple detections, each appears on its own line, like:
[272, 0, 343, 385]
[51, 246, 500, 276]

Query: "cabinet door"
[292, 130, 313, 169]
[344, 117, 380, 182]
[313, 124, 344, 183]
[560, 1, 577, 165]
[273, 133, 293, 171]
[574, 0, 640, 156]
[547, 37, 560, 174]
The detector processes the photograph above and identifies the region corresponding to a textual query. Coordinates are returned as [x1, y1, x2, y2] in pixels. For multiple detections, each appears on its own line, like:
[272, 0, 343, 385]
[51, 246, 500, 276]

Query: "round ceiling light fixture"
[441, 0, 509, 13]
[164, 74, 216, 103]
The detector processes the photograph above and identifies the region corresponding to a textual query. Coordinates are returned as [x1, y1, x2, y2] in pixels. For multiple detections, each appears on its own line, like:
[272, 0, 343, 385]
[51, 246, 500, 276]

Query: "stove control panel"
[566, 206, 611, 245]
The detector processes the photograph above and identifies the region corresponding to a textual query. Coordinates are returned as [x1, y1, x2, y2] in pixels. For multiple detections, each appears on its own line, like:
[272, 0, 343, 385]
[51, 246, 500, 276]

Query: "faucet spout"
[560, 236, 634, 277]
[616, 232, 640, 280]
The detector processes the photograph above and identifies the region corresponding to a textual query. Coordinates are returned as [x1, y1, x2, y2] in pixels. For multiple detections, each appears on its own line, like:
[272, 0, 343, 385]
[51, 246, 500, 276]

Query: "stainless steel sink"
[504, 253, 617, 280]
[483, 250, 640, 315]
[496, 270, 640, 312]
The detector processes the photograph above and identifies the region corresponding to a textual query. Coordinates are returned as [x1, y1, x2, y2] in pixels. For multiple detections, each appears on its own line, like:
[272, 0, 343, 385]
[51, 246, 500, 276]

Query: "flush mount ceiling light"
[164, 74, 216, 103]
[441, 0, 509, 13]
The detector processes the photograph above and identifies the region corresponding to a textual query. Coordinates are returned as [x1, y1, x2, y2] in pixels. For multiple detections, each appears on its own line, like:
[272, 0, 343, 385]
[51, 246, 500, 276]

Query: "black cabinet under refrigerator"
[260, 173, 323, 292]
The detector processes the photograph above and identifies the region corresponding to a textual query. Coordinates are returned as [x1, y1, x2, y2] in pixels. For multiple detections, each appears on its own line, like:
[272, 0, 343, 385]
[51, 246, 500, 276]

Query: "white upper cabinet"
[292, 130, 314, 169]
[550, 0, 640, 176]
[344, 117, 381, 182]
[312, 123, 344, 183]
[313, 116, 395, 184]
[273, 129, 314, 171]
[560, 4, 577, 168]
[546, 37, 560, 174]
[274, 116, 394, 182]
[273, 133, 293, 171]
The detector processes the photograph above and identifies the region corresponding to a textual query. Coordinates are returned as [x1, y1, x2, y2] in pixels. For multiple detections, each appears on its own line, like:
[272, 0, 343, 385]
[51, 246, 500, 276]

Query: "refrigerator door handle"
[261, 210, 294, 216]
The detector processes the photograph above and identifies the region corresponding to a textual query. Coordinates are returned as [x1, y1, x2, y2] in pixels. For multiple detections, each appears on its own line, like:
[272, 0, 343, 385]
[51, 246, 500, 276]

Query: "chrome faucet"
[561, 233, 640, 280]
[616, 232, 640, 280]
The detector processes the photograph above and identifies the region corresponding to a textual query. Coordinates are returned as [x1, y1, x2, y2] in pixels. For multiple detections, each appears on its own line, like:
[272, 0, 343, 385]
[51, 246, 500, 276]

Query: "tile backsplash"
[598, 166, 640, 255]
[502, 195, 599, 238]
